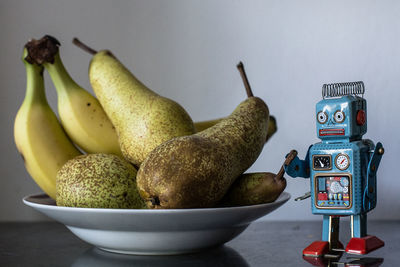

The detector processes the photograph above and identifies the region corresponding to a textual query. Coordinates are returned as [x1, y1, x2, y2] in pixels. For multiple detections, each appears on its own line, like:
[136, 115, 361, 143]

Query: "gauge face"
[335, 153, 350, 170]
[313, 155, 332, 170]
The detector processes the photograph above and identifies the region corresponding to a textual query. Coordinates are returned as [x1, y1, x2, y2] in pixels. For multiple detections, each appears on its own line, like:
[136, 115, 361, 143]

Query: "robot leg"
[303, 215, 343, 257]
[351, 213, 367, 238]
[345, 214, 384, 254]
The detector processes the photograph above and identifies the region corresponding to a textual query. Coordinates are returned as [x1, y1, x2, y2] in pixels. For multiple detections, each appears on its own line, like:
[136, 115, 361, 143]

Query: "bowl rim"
[23, 192, 291, 214]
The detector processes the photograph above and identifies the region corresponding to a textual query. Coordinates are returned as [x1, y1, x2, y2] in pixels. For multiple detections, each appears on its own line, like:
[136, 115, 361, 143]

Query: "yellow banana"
[14, 49, 82, 199]
[195, 115, 277, 142]
[193, 118, 222, 132]
[27, 36, 122, 156]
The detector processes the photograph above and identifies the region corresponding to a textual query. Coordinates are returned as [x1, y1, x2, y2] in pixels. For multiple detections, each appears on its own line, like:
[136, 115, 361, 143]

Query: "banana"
[25, 36, 122, 156]
[193, 118, 222, 132]
[14, 49, 82, 199]
[194, 115, 278, 142]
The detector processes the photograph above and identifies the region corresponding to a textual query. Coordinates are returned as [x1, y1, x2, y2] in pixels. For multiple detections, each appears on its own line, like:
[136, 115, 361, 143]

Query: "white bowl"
[23, 192, 290, 255]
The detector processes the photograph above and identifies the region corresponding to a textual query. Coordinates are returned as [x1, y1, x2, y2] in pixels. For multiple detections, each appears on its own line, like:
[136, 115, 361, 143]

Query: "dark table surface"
[0, 220, 398, 267]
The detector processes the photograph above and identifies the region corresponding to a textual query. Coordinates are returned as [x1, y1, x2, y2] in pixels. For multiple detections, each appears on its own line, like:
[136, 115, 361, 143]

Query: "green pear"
[56, 154, 145, 208]
[74, 39, 195, 166]
[194, 115, 277, 142]
[137, 62, 269, 208]
[220, 150, 297, 206]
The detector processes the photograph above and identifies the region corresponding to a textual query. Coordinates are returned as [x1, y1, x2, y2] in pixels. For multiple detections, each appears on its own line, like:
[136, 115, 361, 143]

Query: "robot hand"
[284, 146, 311, 178]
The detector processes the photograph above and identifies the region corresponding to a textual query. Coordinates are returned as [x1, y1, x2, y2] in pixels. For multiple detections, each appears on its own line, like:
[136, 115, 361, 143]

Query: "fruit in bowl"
[56, 153, 145, 209]
[16, 35, 292, 254]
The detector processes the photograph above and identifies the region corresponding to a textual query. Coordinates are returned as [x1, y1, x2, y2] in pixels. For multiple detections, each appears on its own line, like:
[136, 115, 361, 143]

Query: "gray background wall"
[1, 0, 399, 221]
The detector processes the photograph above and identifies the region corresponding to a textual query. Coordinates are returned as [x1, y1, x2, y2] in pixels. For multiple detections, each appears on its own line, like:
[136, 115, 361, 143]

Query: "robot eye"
[317, 111, 328, 124]
[334, 110, 345, 123]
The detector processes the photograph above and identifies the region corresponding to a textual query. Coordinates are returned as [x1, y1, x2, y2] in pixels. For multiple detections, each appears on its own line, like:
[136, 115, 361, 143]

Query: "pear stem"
[275, 150, 298, 181]
[237, 61, 254, 98]
[72, 38, 97, 55]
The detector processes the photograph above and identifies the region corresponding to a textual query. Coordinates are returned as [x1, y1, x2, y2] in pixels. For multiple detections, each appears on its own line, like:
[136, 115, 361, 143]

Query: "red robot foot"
[345, 235, 384, 255]
[303, 241, 330, 257]
[303, 240, 344, 257]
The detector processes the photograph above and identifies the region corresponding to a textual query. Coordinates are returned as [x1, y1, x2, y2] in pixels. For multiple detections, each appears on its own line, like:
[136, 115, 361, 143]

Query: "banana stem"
[73, 38, 97, 55]
[237, 61, 254, 98]
[24, 35, 60, 65]
[23, 60, 47, 105]
[45, 53, 79, 93]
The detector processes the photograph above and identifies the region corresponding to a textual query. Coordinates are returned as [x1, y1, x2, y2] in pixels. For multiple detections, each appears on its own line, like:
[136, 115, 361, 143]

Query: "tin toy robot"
[284, 81, 384, 258]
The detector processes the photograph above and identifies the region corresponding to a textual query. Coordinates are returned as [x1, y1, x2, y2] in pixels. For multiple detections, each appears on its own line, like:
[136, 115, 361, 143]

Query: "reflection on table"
[71, 246, 249, 267]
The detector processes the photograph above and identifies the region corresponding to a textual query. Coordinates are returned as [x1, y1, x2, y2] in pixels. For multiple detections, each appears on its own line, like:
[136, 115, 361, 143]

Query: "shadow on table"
[71, 245, 249, 267]
[303, 255, 384, 267]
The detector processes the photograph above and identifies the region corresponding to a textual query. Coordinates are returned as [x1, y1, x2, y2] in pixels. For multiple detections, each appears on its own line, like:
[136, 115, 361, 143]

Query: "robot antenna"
[322, 81, 365, 99]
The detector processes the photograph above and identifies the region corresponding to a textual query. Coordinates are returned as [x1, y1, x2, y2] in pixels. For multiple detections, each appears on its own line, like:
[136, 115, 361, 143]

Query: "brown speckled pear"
[195, 115, 277, 142]
[56, 154, 145, 208]
[86, 49, 195, 166]
[221, 173, 285, 206]
[220, 150, 297, 207]
[137, 62, 269, 209]
[137, 96, 269, 209]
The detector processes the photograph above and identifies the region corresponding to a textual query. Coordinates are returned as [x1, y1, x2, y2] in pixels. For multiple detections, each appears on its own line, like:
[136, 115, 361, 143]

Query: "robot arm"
[367, 142, 384, 174]
[363, 142, 384, 211]
[284, 145, 312, 179]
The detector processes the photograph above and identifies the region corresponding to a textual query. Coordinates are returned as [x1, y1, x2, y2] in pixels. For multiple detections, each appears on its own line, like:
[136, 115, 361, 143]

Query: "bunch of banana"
[25, 35, 122, 156]
[14, 48, 82, 199]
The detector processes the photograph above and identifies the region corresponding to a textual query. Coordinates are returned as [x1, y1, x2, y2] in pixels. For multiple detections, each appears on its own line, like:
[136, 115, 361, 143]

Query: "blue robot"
[285, 81, 384, 258]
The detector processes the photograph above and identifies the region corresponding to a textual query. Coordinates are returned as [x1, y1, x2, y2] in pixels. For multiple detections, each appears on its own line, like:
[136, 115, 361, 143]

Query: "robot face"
[316, 95, 367, 141]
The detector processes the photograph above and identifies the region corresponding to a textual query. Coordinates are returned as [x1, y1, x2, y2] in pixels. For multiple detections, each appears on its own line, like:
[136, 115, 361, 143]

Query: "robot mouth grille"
[319, 129, 345, 136]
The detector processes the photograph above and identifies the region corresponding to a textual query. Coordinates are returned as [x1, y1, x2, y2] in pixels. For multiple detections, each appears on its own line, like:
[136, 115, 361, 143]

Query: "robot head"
[316, 82, 367, 142]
